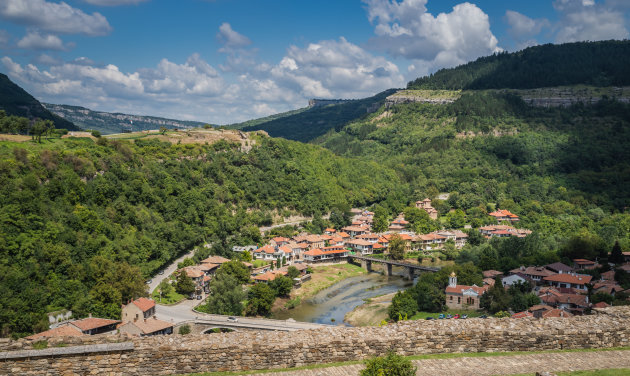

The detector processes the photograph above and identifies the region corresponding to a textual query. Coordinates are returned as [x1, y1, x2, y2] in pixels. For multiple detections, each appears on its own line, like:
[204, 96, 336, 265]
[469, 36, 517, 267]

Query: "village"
[22, 199, 630, 340]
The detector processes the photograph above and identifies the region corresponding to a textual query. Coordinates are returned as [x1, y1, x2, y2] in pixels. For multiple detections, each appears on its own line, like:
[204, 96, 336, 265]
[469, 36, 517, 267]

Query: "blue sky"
[1, 0, 629, 124]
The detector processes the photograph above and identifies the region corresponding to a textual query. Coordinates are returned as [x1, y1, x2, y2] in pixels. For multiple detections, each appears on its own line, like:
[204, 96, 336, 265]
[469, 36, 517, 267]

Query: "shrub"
[32, 340, 48, 350]
[178, 324, 191, 335]
[360, 351, 416, 376]
[91, 130, 101, 138]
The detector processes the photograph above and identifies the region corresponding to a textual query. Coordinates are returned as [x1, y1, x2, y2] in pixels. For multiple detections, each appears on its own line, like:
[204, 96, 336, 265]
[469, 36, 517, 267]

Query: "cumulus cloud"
[82, 0, 148, 5]
[364, 0, 501, 75]
[216, 23, 252, 49]
[0, 0, 112, 36]
[553, 0, 629, 42]
[17, 31, 71, 51]
[505, 10, 550, 44]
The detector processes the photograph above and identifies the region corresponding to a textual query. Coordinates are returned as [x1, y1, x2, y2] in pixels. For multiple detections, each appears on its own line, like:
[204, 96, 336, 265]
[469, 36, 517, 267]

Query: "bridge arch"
[202, 327, 236, 334]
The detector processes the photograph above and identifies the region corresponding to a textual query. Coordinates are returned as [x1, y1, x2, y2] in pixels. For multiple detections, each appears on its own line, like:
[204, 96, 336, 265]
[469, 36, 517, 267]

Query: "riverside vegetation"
[2, 40, 630, 337]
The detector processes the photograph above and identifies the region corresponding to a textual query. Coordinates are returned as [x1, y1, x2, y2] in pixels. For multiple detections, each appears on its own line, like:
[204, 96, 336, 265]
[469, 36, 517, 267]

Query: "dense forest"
[0, 128, 399, 337]
[407, 40, 630, 90]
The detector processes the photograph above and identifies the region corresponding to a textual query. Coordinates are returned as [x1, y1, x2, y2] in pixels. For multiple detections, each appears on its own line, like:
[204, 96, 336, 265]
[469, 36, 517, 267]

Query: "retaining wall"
[1, 307, 629, 376]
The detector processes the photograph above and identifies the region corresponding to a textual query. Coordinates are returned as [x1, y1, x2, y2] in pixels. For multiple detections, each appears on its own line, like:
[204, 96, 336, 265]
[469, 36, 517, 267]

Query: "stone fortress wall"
[1, 307, 629, 376]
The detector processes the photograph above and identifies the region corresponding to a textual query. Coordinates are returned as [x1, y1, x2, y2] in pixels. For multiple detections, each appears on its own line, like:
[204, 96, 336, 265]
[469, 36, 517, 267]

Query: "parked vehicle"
[479, 314, 488, 319]
[446, 314, 452, 319]
[438, 314, 445, 319]
[453, 314, 460, 319]
[227, 316, 238, 322]
[425, 317, 434, 320]
[146, 279, 152, 284]
[158, 270, 164, 275]
[196, 295, 202, 300]
[461, 314, 468, 319]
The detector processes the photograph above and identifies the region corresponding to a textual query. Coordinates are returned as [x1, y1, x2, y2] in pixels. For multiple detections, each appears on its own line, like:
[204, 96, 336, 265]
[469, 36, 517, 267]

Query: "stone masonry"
[1, 307, 629, 376]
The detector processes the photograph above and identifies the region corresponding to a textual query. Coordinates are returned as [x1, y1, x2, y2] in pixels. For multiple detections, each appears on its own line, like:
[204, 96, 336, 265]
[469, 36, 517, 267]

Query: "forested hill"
[0, 130, 400, 337]
[407, 40, 630, 90]
[0, 74, 78, 130]
[234, 89, 397, 142]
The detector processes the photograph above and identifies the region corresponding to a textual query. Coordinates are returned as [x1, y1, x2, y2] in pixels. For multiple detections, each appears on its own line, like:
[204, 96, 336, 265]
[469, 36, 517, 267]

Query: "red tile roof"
[511, 311, 533, 318]
[201, 256, 231, 264]
[489, 209, 519, 219]
[126, 318, 173, 335]
[70, 318, 119, 331]
[25, 325, 84, 340]
[543, 273, 592, 285]
[445, 284, 488, 295]
[593, 302, 610, 308]
[541, 308, 573, 318]
[324, 228, 336, 233]
[131, 297, 156, 312]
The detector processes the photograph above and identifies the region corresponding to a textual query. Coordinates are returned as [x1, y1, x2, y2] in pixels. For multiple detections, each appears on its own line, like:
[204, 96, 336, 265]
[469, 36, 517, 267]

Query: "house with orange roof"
[416, 198, 438, 220]
[324, 228, 336, 235]
[479, 225, 531, 238]
[26, 316, 120, 340]
[303, 247, 349, 263]
[415, 233, 446, 250]
[329, 235, 345, 246]
[509, 266, 556, 284]
[488, 209, 520, 222]
[122, 297, 156, 322]
[304, 234, 325, 250]
[346, 239, 374, 255]
[118, 317, 173, 336]
[253, 270, 285, 283]
[445, 272, 488, 310]
[543, 273, 592, 292]
[337, 231, 351, 240]
[572, 259, 598, 270]
[341, 225, 369, 238]
[200, 255, 231, 265]
[271, 237, 290, 247]
[253, 245, 279, 261]
[435, 230, 469, 248]
[357, 233, 380, 243]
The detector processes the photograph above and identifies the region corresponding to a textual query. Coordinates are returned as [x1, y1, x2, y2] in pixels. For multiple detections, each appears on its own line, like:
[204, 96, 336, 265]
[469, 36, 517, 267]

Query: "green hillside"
[237, 89, 397, 142]
[408, 40, 630, 90]
[0, 130, 399, 337]
[0, 74, 78, 131]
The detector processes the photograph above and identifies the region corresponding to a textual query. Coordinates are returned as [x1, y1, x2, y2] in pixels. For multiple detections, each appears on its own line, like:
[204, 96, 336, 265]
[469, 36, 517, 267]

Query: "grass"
[291, 263, 365, 300]
[152, 288, 185, 305]
[410, 309, 481, 320]
[180, 346, 630, 376]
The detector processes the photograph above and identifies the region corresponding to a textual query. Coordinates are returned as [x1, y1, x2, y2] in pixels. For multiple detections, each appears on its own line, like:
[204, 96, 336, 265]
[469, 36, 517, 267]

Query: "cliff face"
[43, 103, 210, 135]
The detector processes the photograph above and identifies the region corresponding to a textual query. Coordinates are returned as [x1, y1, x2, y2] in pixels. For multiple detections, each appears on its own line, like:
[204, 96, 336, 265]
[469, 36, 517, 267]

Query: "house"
[341, 225, 369, 238]
[200, 255, 231, 265]
[479, 225, 531, 238]
[346, 239, 374, 255]
[593, 302, 611, 309]
[253, 270, 284, 283]
[538, 289, 589, 315]
[122, 297, 156, 322]
[501, 273, 531, 287]
[324, 228, 336, 235]
[573, 259, 598, 270]
[435, 230, 469, 248]
[197, 262, 220, 276]
[232, 245, 258, 253]
[26, 317, 120, 340]
[483, 270, 503, 279]
[511, 311, 534, 319]
[509, 266, 556, 284]
[592, 280, 623, 296]
[601, 270, 616, 281]
[416, 198, 438, 220]
[544, 262, 574, 274]
[415, 233, 446, 250]
[388, 217, 409, 232]
[445, 272, 488, 310]
[543, 273, 592, 291]
[304, 235, 325, 250]
[118, 317, 173, 336]
[253, 245, 279, 261]
[488, 209, 520, 222]
[303, 248, 349, 263]
[270, 237, 290, 247]
[179, 266, 205, 287]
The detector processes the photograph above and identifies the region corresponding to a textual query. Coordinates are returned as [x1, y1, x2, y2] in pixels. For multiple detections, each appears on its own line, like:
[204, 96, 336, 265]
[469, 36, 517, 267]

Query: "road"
[147, 248, 196, 294]
[155, 299, 327, 331]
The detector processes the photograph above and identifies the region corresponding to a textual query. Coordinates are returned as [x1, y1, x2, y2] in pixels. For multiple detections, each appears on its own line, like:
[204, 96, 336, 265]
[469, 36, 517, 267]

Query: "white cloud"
[364, 0, 501, 74]
[0, 0, 112, 36]
[35, 53, 63, 66]
[505, 10, 550, 42]
[17, 31, 70, 51]
[216, 23, 252, 49]
[82, 0, 148, 5]
[553, 0, 629, 42]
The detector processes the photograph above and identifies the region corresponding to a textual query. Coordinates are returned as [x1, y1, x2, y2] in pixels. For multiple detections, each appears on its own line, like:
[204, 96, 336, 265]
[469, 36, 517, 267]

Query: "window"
[457, 297, 461, 304]
[450, 296, 453, 301]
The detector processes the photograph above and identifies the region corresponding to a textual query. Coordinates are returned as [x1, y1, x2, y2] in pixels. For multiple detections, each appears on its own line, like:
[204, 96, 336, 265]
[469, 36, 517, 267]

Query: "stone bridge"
[173, 315, 330, 335]
[348, 255, 438, 279]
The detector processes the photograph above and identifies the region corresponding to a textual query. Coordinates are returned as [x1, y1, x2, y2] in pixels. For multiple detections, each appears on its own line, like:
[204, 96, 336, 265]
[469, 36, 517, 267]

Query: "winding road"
[147, 248, 196, 294]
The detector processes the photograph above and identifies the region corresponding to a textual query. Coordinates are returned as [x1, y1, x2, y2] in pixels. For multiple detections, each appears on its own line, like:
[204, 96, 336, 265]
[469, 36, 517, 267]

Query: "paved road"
[242, 349, 630, 376]
[155, 300, 327, 331]
[147, 248, 196, 294]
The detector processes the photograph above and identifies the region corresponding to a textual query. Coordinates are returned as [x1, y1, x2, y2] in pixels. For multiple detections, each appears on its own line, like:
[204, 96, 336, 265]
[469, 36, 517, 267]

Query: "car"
[158, 270, 164, 275]
[453, 314, 460, 319]
[196, 295, 202, 300]
[461, 314, 468, 319]
[438, 314, 445, 319]
[446, 314, 452, 319]
[425, 317, 434, 320]
[479, 314, 488, 319]
[227, 316, 238, 322]
[146, 279, 152, 284]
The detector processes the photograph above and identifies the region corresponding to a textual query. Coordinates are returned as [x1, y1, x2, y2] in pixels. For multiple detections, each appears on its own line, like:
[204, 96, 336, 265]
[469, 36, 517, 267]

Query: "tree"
[245, 283, 276, 316]
[177, 257, 195, 269]
[445, 209, 467, 229]
[270, 275, 293, 297]
[441, 239, 458, 260]
[591, 291, 614, 305]
[282, 256, 286, 266]
[388, 234, 406, 260]
[160, 126, 168, 135]
[388, 291, 417, 321]
[361, 351, 417, 376]
[31, 119, 52, 143]
[175, 271, 196, 296]
[480, 277, 511, 313]
[610, 241, 624, 264]
[91, 130, 101, 138]
[372, 205, 389, 233]
[276, 258, 282, 269]
[287, 266, 300, 280]
[204, 274, 245, 315]
[217, 260, 251, 285]
[410, 282, 444, 312]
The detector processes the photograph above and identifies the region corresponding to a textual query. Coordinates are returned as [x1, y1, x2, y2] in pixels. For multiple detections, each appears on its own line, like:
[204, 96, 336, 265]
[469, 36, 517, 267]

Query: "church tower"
[449, 271, 457, 287]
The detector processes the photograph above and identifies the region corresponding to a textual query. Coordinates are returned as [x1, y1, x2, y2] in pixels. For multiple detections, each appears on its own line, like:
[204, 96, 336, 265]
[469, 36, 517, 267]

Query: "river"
[274, 270, 414, 325]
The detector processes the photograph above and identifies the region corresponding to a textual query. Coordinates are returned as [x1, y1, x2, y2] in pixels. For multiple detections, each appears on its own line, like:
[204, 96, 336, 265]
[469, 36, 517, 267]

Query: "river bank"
[344, 291, 396, 326]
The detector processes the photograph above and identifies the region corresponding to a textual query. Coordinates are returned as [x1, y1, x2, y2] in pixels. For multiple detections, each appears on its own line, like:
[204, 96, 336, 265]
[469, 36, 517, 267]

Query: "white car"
[227, 316, 238, 322]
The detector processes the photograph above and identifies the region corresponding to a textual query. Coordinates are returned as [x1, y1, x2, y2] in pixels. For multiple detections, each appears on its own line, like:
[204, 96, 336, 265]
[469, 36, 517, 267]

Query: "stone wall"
[1, 307, 629, 376]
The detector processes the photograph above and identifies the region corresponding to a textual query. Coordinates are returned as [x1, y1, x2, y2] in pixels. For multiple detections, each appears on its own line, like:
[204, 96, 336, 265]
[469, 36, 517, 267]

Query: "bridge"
[348, 255, 439, 280]
[178, 315, 330, 334]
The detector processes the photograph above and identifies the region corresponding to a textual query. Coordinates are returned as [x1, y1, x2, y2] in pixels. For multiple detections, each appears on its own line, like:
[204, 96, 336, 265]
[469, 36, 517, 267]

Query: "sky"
[0, 0, 629, 124]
